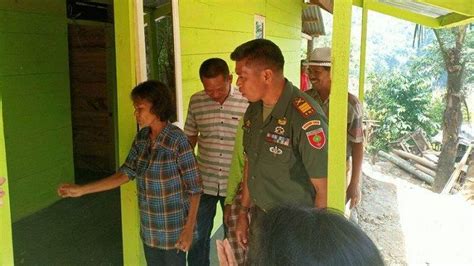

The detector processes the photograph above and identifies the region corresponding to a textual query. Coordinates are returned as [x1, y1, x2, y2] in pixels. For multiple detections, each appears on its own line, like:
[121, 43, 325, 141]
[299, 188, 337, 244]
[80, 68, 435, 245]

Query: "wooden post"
[327, 0, 352, 211]
[114, 0, 145, 265]
[0, 94, 14, 265]
[442, 144, 473, 194]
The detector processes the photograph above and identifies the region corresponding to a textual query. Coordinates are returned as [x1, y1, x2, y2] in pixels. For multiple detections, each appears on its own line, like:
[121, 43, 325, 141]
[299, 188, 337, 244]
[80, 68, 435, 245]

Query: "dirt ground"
[356, 158, 474, 265]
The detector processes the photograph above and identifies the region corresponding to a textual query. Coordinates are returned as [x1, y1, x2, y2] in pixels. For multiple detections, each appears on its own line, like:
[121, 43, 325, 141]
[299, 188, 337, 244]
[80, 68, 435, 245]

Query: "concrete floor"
[12, 188, 224, 265]
[13, 189, 123, 265]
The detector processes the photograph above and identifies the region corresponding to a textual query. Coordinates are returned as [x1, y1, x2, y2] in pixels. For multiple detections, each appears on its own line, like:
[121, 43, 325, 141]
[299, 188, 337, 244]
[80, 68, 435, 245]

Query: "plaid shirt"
[119, 123, 202, 250]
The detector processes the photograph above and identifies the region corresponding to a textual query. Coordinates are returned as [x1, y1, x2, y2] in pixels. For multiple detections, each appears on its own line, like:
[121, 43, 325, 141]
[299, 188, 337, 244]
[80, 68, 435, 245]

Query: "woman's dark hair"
[254, 206, 384, 266]
[131, 80, 175, 122]
[230, 39, 284, 72]
[199, 58, 230, 80]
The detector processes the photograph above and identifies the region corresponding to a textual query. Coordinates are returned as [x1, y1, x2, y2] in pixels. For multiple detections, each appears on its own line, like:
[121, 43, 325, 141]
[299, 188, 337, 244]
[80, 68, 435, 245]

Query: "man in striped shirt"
[185, 58, 248, 266]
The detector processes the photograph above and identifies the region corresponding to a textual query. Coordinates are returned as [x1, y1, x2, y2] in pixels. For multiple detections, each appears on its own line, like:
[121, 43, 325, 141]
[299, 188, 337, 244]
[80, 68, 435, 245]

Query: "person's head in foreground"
[254, 206, 384, 266]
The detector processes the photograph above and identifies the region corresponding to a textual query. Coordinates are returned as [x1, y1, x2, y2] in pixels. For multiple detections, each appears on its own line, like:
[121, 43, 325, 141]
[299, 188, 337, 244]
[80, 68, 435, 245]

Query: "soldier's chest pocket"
[260, 141, 292, 163]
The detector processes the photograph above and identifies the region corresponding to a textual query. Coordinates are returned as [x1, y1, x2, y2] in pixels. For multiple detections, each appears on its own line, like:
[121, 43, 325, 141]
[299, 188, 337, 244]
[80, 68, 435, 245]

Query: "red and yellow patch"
[293, 97, 315, 118]
[306, 128, 326, 149]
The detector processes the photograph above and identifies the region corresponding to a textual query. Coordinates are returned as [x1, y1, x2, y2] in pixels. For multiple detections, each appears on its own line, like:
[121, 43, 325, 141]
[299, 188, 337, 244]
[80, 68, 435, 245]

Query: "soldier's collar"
[270, 79, 293, 119]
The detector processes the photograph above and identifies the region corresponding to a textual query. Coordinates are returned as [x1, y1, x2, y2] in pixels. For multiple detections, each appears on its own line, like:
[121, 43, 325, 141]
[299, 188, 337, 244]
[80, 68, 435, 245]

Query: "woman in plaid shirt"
[58, 81, 202, 266]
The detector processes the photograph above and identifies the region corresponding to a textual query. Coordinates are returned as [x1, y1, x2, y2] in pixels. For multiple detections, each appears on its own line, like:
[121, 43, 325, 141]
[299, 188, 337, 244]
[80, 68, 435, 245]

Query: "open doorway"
[11, 1, 122, 264]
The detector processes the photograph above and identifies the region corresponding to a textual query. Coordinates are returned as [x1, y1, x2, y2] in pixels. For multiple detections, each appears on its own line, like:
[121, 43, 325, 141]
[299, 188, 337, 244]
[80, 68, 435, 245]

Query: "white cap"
[305, 47, 331, 67]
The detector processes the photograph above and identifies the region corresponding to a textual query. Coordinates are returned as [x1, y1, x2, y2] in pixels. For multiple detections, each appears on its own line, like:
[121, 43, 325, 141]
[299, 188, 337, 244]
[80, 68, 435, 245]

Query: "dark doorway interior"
[68, 22, 117, 184]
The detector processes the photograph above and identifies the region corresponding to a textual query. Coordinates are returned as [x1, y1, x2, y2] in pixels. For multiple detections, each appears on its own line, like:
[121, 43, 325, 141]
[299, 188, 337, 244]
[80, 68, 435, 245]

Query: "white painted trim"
[301, 32, 312, 40]
[172, 0, 184, 128]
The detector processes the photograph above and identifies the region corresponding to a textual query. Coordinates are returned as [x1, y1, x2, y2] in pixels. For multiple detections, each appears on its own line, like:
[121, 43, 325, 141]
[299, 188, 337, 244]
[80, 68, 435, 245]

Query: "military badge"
[293, 97, 315, 118]
[244, 120, 251, 127]
[274, 126, 285, 135]
[269, 145, 283, 155]
[306, 128, 326, 149]
[277, 117, 287, 126]
[302, 120, 321, 130]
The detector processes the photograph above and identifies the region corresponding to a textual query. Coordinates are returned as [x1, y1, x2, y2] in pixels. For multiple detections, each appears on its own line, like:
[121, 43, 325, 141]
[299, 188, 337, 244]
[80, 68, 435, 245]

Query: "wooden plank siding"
[0, 1, 74, 222]
[68, 24, 116, 177]
[178, 0, 304, 117]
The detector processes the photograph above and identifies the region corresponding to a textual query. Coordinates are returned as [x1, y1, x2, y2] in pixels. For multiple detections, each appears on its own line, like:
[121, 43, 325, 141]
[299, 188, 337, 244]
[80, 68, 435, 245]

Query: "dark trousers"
[188, 193, 226, 266]
[247, 206, 266, 265]
[143, 243, 186, 266]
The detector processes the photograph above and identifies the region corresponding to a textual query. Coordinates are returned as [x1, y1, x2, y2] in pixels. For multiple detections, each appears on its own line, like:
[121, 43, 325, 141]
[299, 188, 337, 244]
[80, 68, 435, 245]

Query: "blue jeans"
[187, 194, 226, 266]
[143, 243, 186, 266]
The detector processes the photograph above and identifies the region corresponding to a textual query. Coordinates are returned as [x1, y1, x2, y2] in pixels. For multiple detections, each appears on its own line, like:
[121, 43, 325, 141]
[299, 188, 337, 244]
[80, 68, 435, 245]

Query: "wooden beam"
[417, 0, 474, 17]
[309, 0, 333, 14]
[114, 0, 145, 265]
[358, 0, 368, 102]
[442, 144, 473, 194]
[327, 0, 352, 212]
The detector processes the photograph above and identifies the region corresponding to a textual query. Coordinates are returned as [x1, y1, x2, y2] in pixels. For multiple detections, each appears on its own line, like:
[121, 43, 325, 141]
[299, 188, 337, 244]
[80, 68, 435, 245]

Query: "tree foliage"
[365, 70, 442, 154]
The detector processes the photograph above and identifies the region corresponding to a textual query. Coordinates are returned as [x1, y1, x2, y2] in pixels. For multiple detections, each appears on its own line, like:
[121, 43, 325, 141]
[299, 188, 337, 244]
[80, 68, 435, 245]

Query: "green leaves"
[365, 70, 442, 154]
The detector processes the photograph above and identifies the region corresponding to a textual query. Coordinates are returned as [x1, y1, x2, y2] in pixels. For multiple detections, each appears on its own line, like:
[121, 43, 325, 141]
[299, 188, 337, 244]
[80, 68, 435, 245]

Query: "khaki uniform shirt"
[243, 80, 329, 211]
[306, 89, 364, 159]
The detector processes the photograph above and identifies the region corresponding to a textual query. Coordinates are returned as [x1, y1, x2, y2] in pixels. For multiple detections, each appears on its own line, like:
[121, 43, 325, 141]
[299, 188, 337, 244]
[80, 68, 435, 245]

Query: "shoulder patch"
[302, 120, 321, 130]
[293, 97, 315, 118]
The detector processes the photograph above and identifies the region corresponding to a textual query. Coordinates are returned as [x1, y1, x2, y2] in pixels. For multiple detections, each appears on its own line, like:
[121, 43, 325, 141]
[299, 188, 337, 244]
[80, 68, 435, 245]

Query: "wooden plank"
[442, 144, 473, 194]
[0, 0, 64, 16]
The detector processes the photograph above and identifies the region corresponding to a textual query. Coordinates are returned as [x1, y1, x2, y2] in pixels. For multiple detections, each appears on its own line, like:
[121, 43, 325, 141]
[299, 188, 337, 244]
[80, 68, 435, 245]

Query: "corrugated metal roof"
[302, 5, 326, 37]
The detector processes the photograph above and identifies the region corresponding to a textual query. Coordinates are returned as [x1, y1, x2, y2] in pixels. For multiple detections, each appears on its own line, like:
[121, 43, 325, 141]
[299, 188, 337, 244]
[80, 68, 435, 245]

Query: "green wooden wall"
[0, 1, 74, 222]
[179, 0, 303, 116]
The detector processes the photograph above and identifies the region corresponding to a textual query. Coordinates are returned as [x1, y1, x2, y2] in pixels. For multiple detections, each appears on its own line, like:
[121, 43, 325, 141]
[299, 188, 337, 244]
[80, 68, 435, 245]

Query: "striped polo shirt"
[184, 86, 248, 196]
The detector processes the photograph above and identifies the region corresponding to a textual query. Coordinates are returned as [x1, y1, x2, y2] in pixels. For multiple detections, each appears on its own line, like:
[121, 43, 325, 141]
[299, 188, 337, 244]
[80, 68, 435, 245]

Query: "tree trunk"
[432, 26, 467, 192]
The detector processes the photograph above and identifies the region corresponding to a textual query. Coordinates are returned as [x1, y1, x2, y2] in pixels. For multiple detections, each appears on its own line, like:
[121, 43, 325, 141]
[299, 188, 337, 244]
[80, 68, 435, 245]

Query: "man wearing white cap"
[305, 47, 364, 209]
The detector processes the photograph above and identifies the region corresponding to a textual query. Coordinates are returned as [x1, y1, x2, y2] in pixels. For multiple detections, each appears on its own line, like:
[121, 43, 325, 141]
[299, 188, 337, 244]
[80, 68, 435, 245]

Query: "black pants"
[247, 206, 266, 265]
[143, 243, 186, 266]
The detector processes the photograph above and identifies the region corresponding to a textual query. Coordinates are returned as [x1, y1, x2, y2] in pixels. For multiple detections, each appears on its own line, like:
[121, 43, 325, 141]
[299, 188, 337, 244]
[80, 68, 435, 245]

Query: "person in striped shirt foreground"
[185, 58, 249, 266]
[58, 81, 202, 266]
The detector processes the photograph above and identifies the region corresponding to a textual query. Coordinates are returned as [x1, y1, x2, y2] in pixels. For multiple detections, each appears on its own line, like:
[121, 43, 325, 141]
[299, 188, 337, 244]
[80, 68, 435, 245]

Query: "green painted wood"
[114, 0, 145, 265]
[0, 92, 14, 266]
[0, 0, 64, 16]
[0, 33, 68, 76]
[179, 0, 303, 111]
[0, 4, 74, 222]
[0, 10, 65, 34]
[328, 0, 352, 212]
[418, 0, 474, 17]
